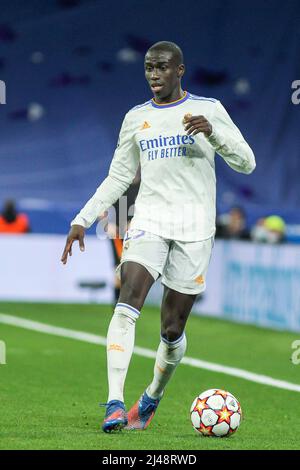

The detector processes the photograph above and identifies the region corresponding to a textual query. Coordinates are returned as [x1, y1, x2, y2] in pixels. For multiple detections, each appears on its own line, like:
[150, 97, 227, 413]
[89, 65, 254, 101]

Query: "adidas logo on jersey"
[141, 121, 151, 130]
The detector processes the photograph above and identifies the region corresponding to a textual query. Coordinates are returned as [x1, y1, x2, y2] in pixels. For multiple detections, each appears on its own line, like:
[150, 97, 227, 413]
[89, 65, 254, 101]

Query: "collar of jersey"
[151, 91, 190, 109]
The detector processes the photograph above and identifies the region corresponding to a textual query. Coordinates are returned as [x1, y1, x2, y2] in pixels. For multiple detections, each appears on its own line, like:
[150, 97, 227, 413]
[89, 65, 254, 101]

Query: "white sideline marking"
[1, 313, 300, 393]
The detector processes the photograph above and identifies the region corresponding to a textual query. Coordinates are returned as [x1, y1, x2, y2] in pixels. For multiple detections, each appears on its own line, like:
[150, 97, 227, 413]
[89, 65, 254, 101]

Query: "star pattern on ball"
[195, 398, 209, 414]
[215, 389, 229, 399]
[216, 407, 233, 424]
[199, 423, 213, 436]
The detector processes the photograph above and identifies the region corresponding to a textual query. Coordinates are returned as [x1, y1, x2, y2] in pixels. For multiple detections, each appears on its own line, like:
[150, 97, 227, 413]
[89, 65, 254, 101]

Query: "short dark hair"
[147, 41, 184, 66]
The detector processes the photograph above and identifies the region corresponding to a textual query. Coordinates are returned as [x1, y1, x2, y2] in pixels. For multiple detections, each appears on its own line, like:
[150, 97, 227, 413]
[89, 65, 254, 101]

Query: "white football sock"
[106, 302, 139, 403]
[146, 333, 187, 400]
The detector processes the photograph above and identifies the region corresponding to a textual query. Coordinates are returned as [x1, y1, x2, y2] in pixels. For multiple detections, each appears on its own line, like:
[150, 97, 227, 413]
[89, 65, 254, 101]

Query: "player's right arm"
[61, 112, 139, 265]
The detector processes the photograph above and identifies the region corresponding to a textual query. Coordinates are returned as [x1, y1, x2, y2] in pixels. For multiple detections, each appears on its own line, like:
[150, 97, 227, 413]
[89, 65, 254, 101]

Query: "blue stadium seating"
[0, 0, 299, 233]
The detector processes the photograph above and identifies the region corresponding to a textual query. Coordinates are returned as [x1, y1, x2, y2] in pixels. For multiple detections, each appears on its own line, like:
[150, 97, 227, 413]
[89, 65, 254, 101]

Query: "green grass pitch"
[0, 301, 300, 450]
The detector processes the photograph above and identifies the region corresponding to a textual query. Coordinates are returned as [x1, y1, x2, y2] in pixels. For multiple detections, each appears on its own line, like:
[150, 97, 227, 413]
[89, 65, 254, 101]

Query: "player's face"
[144, 51, 184, 101]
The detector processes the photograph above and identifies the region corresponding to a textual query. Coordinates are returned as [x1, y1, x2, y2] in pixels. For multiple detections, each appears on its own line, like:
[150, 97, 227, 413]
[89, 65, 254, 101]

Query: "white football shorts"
[116, 229, 214, 295]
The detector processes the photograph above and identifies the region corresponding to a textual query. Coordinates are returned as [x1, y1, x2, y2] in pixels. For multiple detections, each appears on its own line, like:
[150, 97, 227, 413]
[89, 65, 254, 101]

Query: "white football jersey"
[72, 91, 255, 241]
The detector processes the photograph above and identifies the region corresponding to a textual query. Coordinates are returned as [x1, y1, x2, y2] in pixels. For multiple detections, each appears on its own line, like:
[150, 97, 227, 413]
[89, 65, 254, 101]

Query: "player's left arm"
[184, 101, 256, 174]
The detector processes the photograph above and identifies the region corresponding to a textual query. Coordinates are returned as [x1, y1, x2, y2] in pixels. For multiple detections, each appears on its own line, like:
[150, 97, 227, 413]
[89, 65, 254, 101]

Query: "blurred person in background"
[216, 206, 250, 240]
[110, 167, 141, 305]
[0, 199, 30, 234]
[251, 215, 286, 243]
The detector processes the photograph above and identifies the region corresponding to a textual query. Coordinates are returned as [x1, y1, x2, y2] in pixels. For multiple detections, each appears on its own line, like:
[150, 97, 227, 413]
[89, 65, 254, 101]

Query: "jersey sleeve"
[71, 112, 139, 228]
[206, 100, 256, 174]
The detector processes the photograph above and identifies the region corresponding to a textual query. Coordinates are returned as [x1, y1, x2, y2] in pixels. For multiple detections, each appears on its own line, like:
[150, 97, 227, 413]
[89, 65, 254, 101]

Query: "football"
[190, 389, 242, 437]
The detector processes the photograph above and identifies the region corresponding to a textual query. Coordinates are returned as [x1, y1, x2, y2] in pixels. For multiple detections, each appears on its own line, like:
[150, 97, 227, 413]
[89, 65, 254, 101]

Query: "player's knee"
[161, 325, 183, 343]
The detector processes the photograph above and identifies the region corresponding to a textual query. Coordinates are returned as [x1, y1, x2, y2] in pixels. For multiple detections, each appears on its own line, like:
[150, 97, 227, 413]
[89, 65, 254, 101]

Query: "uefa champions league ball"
[190, 389, 242, 437]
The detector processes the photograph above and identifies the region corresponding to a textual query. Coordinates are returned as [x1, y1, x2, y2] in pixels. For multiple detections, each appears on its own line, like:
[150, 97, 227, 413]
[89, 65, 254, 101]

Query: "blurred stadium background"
[1, 0, 300, 450]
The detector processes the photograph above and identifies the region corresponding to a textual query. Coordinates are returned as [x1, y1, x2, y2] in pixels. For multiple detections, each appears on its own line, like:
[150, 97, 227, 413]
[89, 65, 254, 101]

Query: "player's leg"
[145, 237, 214, 404]
[126, 237, 214, 430]
[107, 260, 155, 404]
[103, 260, 155, 432]
[126, 287, 196, 430]
[146, 287, 196, 399]
[105, 229, 170, 431]
[118, 260, 155, 309]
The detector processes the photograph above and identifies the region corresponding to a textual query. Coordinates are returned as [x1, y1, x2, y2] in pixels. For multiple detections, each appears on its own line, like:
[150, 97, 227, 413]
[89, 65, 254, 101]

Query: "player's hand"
[183, 114, 213, 137]
[61, 224, 85, 265]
